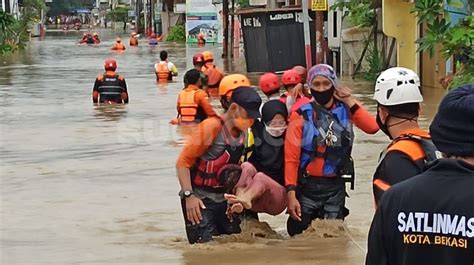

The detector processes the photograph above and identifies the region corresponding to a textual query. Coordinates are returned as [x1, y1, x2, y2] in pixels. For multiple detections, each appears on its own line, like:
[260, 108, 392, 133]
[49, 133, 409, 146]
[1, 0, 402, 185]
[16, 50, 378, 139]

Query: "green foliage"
[330, 0, 374, 28]
[448, 64, 474, 90]
[363, 45, 384, 81]
[166, 24, 185, 42]
[0, 0, 45, 54]
[106, 7, 131, 23]
[236, 0, 250, 9]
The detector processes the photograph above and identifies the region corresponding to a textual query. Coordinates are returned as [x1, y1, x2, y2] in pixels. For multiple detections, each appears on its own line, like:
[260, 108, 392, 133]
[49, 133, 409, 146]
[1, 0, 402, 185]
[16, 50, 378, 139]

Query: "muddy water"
[0, 29, 444, 264]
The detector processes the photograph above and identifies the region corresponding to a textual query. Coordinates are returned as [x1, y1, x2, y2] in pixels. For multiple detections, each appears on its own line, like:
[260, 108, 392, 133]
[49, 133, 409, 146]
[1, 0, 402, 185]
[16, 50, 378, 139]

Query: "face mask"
[376, 109, 392, 139]
[265, 125, 287, 138]
[311, 87, 334, 105]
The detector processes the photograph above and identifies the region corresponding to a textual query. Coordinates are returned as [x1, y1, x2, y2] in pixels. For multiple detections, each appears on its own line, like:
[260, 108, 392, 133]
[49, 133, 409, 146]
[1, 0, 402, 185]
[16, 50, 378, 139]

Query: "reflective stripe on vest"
[178, 89, 199, 122]
[192, 119, 245, 190]
[155, 62, 170, 80]
[298, 101, 354, 177]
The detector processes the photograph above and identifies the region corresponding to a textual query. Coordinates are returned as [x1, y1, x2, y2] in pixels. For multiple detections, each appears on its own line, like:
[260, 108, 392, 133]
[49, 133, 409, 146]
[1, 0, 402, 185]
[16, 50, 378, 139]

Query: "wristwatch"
[179, 190, 194, 199]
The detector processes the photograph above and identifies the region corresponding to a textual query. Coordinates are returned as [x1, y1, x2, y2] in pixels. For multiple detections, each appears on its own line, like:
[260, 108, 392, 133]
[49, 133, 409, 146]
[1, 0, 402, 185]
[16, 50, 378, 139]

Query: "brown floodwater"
[0, 29, 445, 264]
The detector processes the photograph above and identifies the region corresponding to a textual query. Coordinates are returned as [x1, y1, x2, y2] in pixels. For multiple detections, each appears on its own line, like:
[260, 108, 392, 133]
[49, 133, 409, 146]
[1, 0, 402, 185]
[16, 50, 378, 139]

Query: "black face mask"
[376, 109, 392, 139]
[311, 87, 334, 106]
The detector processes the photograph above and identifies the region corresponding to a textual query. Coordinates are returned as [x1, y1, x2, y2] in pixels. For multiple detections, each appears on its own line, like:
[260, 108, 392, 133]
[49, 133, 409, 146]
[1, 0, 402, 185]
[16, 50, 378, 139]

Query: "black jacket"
[366, 159, 474, 265]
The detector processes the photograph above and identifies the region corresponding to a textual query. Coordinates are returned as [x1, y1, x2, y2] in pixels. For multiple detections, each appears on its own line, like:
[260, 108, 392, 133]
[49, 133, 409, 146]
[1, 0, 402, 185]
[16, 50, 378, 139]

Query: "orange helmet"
[115, 37, 121, 43]
[282, 69, 302, 86]
[219, 74, 251, 97]
[104, 58, 117, 71]
[202, 51, 214, 62]
[259, 73, 280, 95]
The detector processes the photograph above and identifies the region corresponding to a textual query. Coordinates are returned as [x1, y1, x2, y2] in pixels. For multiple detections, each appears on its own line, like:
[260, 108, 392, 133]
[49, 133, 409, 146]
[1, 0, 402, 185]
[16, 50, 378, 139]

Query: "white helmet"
[374, 67, 423, 106]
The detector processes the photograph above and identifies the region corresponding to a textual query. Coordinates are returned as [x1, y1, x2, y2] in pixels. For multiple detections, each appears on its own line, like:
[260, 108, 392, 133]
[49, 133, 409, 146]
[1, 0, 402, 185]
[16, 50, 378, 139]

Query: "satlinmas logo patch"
[397, 212, 473, 249]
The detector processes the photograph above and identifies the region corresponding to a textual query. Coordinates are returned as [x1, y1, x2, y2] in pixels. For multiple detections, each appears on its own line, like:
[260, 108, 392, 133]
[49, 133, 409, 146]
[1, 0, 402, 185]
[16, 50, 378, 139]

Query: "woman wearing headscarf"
[224, 100, 289, 216]
[284, 64, 379, 236]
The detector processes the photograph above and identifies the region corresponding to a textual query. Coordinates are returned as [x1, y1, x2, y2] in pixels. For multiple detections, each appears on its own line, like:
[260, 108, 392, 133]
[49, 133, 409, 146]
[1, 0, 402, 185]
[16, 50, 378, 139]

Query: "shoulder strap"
[390, 134, 441, 162]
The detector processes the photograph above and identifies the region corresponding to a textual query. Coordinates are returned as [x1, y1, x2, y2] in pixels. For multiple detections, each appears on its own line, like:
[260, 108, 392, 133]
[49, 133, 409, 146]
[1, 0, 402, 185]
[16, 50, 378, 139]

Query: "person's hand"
[287, 196, 302, 221]
[334, 85, 356, 107]
[290, 83, 305, 98]
[185, 195, 206, 225]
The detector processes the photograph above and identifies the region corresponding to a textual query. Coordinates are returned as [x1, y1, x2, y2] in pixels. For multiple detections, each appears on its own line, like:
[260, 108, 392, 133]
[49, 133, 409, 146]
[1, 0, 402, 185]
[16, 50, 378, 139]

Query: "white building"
[1, 0, 20, 17]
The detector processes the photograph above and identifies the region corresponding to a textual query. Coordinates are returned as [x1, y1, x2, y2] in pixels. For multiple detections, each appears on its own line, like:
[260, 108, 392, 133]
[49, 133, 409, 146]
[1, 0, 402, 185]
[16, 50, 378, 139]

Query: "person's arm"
[284, 112, 304, 221]
[373, 151, 421, 205]
[119, 76, 129, 104]
[196, 91, 217, 117]
[366, 201, 389, 265]
[335, 87, 379, 134]
[170, 63, 178, 76]
[92, 77, 100, 103]
[176, 118, 221, 224]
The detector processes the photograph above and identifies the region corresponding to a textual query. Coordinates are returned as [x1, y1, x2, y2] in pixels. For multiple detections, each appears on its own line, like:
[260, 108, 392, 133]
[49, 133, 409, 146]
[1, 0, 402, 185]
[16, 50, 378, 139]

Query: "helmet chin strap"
[386, 114, 418, 128]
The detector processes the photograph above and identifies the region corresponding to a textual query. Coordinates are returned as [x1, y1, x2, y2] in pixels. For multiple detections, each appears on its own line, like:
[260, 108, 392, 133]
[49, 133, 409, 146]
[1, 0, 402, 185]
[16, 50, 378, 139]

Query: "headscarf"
[261, 100, 288, 124]
[307, 64, 337, 88]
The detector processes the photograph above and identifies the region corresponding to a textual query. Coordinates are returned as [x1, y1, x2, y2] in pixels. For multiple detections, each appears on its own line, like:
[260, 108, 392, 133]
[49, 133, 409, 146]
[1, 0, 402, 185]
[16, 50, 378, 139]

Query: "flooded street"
[0, 30, 444, 264]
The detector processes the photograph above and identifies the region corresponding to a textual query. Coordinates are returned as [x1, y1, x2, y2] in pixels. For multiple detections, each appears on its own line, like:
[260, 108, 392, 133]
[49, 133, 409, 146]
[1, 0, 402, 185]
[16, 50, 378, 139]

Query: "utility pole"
[150, 0, 154, 34]
[230, 0, 235, 58]
[315, 10, 324, 64]
[222, 0, 229, 58]
[302, 0, 312, 68]
[143, 0, 147, 36]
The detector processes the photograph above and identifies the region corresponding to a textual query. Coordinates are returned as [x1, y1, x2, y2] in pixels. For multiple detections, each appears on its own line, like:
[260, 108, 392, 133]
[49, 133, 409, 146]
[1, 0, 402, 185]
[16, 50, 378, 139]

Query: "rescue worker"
[79, 33, 88, 44]
[148, 33, 162, 46]
[259, 72, 280, 99]
[184, 53, 208, 89]
[111, 38, 126, 50]
[372, 67, 440, 205]
[201, 51, 224, 97]
[280, 69, 311, 113]
[225, 100, 289, 216]
[80, 33, 94, 44]
[92, 59, 129, 104]
[129, 32, 138, 46]
[154, 50, 178, 82]
[175, 69, 216, 124]
[218, 74, 251, 112]
[285, 64, 379, 236]
[366, 84, 474, 265]
[92, 32, 100, 44]
[176, 86, 262, 244]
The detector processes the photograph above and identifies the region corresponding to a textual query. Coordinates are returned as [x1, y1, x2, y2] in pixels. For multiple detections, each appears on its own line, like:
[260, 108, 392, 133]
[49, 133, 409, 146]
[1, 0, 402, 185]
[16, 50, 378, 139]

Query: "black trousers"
[180, 197, 241, 244]
[287, 177, 349, 236]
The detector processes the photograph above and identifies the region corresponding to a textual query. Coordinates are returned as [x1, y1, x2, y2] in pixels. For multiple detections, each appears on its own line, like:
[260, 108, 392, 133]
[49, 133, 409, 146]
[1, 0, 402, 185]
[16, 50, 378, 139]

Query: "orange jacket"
[285, 101, 378, 187]
[177, 84, 216, 122]
[111, 42, 126, 50]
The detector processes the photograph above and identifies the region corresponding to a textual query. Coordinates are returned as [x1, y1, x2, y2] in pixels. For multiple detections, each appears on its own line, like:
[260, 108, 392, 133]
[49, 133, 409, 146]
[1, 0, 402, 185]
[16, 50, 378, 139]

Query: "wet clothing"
[285, 100, 378, 235]
[176, 84, 216, 123]
[176, 117, 246, 243]
[148, 38, 158, 45]
[234, 162, 287, 215]
[111, 42, 126, 50]
[180, 197, 241, 244]
[287, 177, 347, 236]
[155, 61, 178, 81]
[366, 159, 474, 265]
[129, 37, 138, 46]
[248, 121, 285, 185]
[202, 63, 224, 97]
[92, 71, 128, 104]
[373, 128, 435, 205]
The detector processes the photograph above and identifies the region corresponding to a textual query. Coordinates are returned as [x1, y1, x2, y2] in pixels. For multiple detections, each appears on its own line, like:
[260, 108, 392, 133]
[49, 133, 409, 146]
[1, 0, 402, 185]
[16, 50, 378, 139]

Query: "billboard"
[186, 0, 222, 43]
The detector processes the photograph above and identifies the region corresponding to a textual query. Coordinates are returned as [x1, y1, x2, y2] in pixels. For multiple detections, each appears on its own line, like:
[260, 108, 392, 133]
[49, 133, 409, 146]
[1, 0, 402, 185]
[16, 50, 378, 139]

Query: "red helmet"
[259, 73, 280, 95]
[104, 59, 117, 71]
[292, 65, 307, 81]
[151, 33, 157, 38]
[282, 69, 302, 86]
[193, 53, 205, 65]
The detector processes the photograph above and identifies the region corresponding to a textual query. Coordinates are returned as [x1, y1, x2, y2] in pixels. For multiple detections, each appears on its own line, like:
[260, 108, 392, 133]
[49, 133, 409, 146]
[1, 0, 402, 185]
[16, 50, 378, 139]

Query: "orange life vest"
[112, 43, 126, 50]
[177, 89, 199, 122]
[155, 62, 170, 81]
[202, 64, 224, 87]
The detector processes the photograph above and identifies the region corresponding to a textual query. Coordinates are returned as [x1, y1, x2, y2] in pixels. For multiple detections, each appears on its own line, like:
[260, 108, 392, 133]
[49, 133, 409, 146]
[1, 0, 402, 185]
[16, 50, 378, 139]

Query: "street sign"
[128, 10, 136, 17]
[311, 0, 327, 11]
